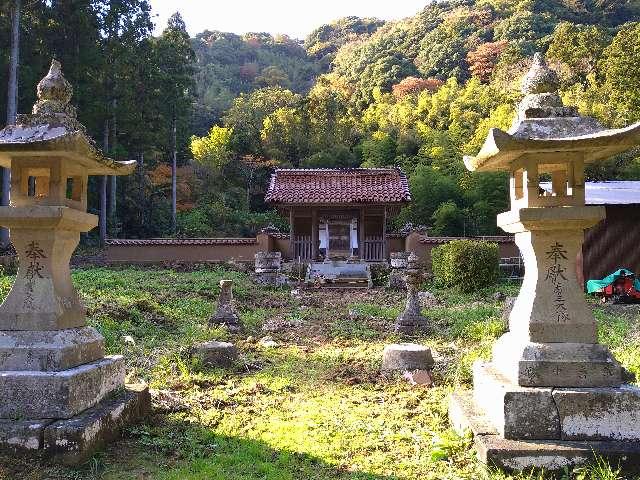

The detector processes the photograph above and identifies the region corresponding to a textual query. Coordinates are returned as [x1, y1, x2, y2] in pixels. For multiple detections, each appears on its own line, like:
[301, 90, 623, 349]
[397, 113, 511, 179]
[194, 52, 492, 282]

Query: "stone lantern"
[449, 53, 640, 470]
[0, 60, 148, 462]
[394, 252, 428, 333]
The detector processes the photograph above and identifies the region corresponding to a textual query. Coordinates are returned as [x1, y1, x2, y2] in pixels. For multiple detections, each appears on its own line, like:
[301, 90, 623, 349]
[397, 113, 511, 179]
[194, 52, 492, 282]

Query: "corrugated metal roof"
[539, 181, 640, 205]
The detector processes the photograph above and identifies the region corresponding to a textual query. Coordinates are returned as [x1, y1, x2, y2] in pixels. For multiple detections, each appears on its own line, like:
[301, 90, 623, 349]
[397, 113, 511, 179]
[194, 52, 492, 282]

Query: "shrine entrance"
[321, 212, 357, 260]
[327, 221, 351, 259]
[265, 168, 411, 262]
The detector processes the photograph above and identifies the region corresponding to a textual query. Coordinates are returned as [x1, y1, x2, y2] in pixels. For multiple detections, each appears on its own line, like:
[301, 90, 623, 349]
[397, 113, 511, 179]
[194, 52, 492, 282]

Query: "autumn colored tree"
[392, 77, 444, 98]
[466, 41, 508, 83]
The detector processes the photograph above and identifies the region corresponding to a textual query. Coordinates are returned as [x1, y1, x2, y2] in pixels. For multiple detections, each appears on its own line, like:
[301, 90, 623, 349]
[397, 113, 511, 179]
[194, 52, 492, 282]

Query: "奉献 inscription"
[24, 241, 47, 308]
[545, 242, 569, 323]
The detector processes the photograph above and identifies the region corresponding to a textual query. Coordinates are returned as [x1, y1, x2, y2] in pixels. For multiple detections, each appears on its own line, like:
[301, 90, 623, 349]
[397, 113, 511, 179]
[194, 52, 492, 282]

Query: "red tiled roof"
[265, 168, 411, 205]
[106, 238, 258, 246]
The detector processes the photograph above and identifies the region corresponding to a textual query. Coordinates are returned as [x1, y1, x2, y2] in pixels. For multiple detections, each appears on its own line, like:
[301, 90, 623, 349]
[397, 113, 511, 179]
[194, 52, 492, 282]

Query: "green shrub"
[431, 240, 500, 292]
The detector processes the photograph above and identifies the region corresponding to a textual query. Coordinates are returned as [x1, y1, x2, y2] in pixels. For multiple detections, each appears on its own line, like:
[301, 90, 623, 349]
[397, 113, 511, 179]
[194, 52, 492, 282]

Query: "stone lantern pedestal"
[388, 251, 409, 289]
[210, 279, 242, 332]
[395, 253, 428, 333]
[254, 251, 287, 286]
[449, 54, 640, 471]
[0, 61, 149, 463]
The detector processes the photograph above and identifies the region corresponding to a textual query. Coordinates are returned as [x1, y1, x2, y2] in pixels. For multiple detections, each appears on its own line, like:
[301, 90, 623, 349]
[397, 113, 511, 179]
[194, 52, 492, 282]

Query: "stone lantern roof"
[0, 60, 135, 175]
[464, 53, 640, 172]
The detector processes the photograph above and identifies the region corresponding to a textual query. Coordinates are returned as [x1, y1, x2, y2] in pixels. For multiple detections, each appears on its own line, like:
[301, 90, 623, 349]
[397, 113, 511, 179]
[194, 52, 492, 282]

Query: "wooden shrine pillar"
[359, 207, 365, 259]
[288, 207, 294, 260]
[382, 206, 387, 261]
[311, 207, 318, 261]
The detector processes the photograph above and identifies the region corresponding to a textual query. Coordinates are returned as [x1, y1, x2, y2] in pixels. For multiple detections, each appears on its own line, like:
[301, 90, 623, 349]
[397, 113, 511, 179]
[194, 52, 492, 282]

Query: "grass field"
[1, 266, 639, 480]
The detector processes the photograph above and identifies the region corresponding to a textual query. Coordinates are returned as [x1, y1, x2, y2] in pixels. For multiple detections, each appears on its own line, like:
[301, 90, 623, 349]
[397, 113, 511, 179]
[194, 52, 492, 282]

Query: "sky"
[149, 0, 428, 39]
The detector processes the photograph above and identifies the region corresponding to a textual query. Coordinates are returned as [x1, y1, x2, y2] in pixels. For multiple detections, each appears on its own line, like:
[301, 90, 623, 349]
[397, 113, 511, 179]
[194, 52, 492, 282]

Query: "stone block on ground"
[553, 385, 640, 441]
[418, 291, 438, 308]
[402, 369, 434, 386]
[195, 341, 238, 367]
[43, 383, 151, 465]
[381, 343, 433, 371]
[258, 336, 278, 348]
[472, 362, 560, 440]
[0, 355, 125, 419]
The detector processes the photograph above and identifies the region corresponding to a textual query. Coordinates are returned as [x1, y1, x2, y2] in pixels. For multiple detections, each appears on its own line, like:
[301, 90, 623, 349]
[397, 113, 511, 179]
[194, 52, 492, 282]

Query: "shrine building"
[265, 168, 411, 262]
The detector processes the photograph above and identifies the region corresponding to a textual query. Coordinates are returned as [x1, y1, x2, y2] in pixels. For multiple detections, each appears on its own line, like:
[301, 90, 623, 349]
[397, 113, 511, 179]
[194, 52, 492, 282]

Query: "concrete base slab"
[450, 390, 640, 472]
[449, 390, 497, 437]
[476, 434, 640, 472]
[0, 355, 125, 419]
[0, 327, 105, 371]
[44, 384, 151, 465]
[472, 362, 640, 442]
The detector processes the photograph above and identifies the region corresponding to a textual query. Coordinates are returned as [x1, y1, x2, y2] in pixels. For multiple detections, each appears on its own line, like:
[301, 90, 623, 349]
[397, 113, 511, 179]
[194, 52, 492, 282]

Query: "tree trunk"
[108, 98, 117, 227]
[6, 0, 20, 125]
[100, 176, 108, 243]
[138, 152, 145, 228]
[100, 120, 109, 243]
[171, 116, 177, 235]
[1, 0, 21, 248]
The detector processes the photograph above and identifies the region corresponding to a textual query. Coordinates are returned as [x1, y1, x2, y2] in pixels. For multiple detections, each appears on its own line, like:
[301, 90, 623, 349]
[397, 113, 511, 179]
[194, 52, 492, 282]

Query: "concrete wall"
[105, 234, 272, 264]
[105, 232, 519, 268]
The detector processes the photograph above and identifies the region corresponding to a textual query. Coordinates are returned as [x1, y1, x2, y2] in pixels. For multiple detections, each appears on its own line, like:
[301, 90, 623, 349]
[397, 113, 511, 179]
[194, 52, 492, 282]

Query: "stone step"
[0, 327, 105, 371]
[0, 384, 150, 465]
[476, 434, 640, 473]
[0, 355, 124, 419]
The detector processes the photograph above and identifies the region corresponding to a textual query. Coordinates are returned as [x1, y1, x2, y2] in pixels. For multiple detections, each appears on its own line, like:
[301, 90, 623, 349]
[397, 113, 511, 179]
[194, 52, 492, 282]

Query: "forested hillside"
[189, 0, 640, 238]
[2, 1, 640, 240]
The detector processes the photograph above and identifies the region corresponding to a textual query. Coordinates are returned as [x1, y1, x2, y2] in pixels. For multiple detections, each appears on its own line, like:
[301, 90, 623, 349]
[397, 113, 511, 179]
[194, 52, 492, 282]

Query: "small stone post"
[210, 279, 242, 332]
[395, 253, 428, 333]
[449, 53, 640, 471]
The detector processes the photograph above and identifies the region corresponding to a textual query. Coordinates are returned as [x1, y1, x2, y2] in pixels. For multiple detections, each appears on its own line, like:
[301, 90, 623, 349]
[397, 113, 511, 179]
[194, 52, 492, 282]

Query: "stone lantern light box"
[0, 60, 148, 463]
[451, 53, 640, 471]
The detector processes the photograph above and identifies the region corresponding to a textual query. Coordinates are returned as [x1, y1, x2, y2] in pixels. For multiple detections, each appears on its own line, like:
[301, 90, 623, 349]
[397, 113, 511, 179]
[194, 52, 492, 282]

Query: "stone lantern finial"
[514, 52, 575, 123]
[521, 52, 560, 95]
[32, 59, 76, 118]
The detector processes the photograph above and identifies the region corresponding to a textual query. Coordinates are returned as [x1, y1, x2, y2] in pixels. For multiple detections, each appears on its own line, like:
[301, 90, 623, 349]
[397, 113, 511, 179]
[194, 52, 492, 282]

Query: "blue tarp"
[586, 268, 640, 294]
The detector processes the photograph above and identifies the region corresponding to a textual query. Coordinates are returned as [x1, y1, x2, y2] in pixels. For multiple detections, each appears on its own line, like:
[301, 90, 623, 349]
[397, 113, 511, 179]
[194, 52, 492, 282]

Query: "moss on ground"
[0, 267, 637, 480]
